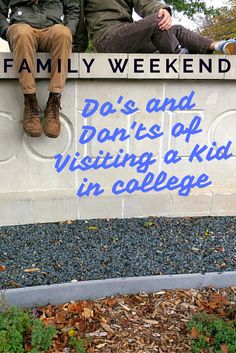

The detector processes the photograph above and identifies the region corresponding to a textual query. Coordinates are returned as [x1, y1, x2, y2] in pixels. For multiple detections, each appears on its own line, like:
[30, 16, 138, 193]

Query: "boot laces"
[25, 95, 40, 119]
[47, 96, 61, 118]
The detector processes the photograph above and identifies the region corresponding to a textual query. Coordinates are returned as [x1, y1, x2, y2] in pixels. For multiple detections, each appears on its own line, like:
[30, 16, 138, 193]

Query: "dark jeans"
[96, 13, 213, 54]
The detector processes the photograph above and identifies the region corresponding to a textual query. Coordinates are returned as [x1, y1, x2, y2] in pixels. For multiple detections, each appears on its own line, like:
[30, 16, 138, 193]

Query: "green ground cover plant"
[0, 305, 56, 353]
[69, 336, 87, 353]
[188, 312, 236, 353]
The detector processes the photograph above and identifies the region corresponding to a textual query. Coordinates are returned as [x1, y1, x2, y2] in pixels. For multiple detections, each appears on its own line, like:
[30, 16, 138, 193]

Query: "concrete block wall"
[0, 53, 236, 226]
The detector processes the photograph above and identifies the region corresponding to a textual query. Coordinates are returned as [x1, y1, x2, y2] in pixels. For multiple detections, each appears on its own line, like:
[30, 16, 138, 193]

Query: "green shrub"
[69, 336, 87, 353]
[0, 306, 56, 353]
[30, 319, 56, 352]
[188, 312, 236, 353]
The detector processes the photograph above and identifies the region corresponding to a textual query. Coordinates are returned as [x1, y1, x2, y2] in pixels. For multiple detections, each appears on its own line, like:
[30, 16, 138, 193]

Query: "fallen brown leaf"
[221, 344, 229, 353]
[24, 268, 41, 273]
[106, 298, 117, 308]
[191, 326, 199, 339]
[96, 343, 106, 349]
[100, 322, 114, 334]
[82, 307, 94, 319]
[0, 265, 6, 272]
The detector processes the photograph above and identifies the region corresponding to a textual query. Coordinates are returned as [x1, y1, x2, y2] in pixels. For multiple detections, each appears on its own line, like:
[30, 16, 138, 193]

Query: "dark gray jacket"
[0, 0, 80, 40]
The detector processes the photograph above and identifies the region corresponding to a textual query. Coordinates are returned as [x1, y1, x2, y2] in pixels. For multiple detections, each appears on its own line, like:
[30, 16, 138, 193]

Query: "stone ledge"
[2, 271, 236, 307]
[0, 53, 235, 80]
[0, 188, 235, 226]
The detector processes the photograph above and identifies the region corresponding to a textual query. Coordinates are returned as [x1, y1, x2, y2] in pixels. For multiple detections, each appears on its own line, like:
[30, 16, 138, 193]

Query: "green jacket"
[73, 0, 88, 52]
[84, 0, 171, 47]
[0, 0, 80, 40]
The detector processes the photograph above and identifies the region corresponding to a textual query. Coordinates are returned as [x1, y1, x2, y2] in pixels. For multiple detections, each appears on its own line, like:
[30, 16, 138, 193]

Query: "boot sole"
[224, 43, 236, 55]
[43, 130, 60, 138]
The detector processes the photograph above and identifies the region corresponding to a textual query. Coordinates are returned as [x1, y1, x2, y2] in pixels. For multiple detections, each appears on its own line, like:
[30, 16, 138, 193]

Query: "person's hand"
[157, 8, 172, 31]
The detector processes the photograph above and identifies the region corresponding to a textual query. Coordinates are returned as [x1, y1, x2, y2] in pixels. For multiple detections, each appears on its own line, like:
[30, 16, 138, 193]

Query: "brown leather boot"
[23, 94, 42, 137]
[43, 95, 61, 138]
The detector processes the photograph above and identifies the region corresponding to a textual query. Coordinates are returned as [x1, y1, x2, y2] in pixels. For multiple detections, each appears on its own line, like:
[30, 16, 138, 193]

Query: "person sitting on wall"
[83, 0, 236, 55]
[73, 0, 88, 53]
[0, 0, 80, 138]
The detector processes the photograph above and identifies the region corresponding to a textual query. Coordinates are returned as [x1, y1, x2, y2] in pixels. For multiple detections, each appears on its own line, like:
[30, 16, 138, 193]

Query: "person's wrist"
[162, 8, 171, 17]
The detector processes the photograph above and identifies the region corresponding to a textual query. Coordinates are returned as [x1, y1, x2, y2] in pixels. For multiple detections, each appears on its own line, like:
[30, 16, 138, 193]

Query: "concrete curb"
[1, 271, 236, 308]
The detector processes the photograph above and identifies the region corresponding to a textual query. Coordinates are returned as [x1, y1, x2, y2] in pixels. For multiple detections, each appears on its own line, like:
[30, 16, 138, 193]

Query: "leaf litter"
[31, 287, 236, 353]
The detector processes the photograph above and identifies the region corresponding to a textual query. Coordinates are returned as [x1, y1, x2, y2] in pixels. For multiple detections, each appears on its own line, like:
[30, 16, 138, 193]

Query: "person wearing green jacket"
[84, 0, 236, 55]
[0, 0, 80, 138]
[73, 0, 88, 53]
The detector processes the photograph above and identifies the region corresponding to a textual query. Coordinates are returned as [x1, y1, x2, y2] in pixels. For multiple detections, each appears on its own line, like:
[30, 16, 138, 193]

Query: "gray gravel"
[0, 217, 236, 289]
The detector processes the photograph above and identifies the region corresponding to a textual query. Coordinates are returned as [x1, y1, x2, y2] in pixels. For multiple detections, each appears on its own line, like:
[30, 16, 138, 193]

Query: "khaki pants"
[7, 23, 72, 94]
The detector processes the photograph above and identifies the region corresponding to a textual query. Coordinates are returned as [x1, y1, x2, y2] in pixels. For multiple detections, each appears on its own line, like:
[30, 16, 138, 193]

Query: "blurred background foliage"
[198, 0, 236, 40]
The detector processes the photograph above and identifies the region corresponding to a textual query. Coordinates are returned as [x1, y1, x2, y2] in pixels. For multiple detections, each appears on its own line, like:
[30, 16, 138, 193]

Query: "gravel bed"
[0, 217, 236, 289]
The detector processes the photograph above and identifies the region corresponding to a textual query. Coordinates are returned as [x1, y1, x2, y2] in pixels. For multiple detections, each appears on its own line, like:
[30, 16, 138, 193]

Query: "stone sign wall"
[0, 53, 235, 226]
